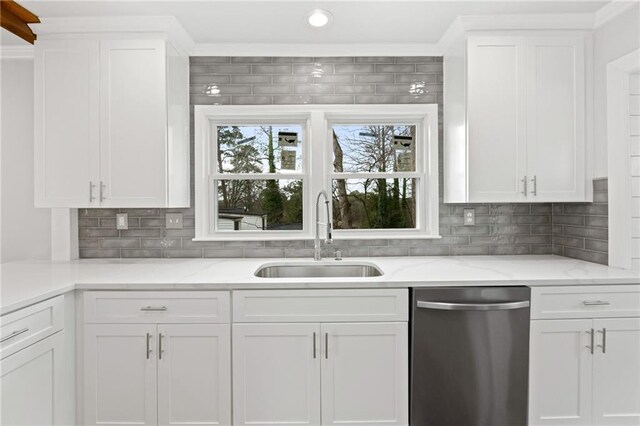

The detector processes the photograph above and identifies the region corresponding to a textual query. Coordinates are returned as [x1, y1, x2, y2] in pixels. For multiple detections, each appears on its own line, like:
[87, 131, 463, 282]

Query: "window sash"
[194, 105, 439, 241]
[210, 120, 309, 176]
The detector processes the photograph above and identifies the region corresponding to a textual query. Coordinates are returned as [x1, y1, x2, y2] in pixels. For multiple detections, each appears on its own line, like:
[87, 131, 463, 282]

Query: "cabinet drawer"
[233, 289, 408, 323]
[83, 291, 230, 323]
[531, 285, 640, 319]
[0, 295, 64, 359]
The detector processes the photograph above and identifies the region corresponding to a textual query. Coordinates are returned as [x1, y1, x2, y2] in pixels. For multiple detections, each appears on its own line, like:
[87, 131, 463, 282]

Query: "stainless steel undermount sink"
[254, 262, 383, 278]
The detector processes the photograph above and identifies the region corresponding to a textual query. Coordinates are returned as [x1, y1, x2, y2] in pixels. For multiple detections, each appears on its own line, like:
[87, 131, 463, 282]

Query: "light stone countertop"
[1, 255, 639, 315]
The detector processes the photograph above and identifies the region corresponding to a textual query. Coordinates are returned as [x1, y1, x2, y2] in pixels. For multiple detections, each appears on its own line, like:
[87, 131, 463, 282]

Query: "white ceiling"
[0, 0, 616, 46]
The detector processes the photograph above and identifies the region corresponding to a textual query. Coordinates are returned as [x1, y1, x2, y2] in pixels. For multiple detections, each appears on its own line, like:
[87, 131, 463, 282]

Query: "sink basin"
[255, 262, 383, 278]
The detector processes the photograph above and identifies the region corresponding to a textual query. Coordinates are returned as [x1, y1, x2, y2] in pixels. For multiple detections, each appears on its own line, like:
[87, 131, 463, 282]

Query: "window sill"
[192, 234, 442, 242]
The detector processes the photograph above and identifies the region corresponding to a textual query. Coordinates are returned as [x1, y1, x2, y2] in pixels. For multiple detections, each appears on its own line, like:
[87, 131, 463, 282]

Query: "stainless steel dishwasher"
[410, 287, 531, 426]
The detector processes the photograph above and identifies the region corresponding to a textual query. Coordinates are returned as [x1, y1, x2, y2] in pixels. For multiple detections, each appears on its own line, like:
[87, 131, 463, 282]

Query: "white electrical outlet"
[166, 213, 183, 229]
[116, 213, 128, 230]
[463, 208, 475, 226]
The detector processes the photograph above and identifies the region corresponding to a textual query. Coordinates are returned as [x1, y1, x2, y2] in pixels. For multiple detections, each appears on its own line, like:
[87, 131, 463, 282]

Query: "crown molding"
[593, 0, 638, 29]
[5, 5, 636, 58]
[0, 45, 34, 59]
[191, 43, 441, 57]
[30, 16, 195, 55]
[437, 13, 598, 53]
[457, 13, 594, 31]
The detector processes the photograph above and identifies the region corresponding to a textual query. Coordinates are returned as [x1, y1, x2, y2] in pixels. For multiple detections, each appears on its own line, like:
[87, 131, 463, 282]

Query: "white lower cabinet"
[592, 318, 640, 425]
[1, 332, 65, 426]
[529, 286, 640, 426]
[84, 324, 158, 425]
[231, 289, 409, 426]
[82, 291, 231, 426]
[529, 320, 593, 425]
[320, 322, 408, 425]
[232, 323, 321, 425]
[157, 324, 231, 426]
[84, 323, 231, 426]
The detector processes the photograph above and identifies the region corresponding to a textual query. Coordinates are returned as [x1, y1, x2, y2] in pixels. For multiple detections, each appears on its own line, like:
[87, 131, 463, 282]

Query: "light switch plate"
[166, 213, 183, 229]
[463, 208, 475, 226]
[116, 213, 128, 230]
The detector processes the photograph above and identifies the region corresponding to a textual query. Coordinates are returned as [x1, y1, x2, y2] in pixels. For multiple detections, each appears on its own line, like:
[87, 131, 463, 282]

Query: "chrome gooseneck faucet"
[314, 190, 333, 261]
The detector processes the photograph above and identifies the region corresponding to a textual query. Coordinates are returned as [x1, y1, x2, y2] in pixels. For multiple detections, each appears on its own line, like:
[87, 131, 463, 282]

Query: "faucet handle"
[334, 250, 343, 261]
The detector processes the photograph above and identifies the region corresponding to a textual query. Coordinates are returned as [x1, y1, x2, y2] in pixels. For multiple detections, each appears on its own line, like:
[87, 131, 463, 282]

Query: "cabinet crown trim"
[31, 16, 195, 54]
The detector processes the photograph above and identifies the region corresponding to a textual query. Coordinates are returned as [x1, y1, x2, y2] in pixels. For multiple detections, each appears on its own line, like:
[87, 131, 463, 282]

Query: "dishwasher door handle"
[416, 300, 530, 311]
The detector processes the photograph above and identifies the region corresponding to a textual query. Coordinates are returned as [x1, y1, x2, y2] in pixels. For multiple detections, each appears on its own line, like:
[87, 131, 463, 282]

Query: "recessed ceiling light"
[307, 9, 333, 28]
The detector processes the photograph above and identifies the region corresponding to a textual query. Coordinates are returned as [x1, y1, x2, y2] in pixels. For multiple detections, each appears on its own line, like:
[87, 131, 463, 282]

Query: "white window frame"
[194, 104, 439, 241]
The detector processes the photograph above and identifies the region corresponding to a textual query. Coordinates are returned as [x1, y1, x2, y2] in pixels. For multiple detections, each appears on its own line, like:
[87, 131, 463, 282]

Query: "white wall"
[593, 3, 640, 177]
[1, 58, 51, 262]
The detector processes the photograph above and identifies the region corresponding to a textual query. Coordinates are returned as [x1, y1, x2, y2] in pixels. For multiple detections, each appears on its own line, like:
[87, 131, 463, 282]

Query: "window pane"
[216, 179, 303, 231]
[332, 124, 416, 173]
[331, 178, 417, 230]
[216, 125, 303, 174]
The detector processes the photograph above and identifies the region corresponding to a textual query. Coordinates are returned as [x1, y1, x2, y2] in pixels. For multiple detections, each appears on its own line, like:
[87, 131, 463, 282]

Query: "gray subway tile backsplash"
[552, 179, 609, 265]
[78, 56, 608, 264]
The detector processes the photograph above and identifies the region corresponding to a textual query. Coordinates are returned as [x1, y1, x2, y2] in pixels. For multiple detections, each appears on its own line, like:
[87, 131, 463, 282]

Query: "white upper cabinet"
[467, 37, 528, 202]
[445, 32, 590, 203]
[34, 40, 100, 207]
[526, 37, 586, 202]
[34, 37, 189, 208]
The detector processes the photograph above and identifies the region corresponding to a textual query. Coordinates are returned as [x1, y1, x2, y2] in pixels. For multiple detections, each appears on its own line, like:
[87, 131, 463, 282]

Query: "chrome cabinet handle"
[416, 300, 530, 311]
[1, 328, 29, 343]
[140, 306, 168, 312]
[531, 175, 537, 196]
[99, 181, 105, 202]
[313, 332, 317, 359]
[586, 328, 594, 354]
[597, 328, 607, 354]
[583, 300, 610, 306]
[89, 181, 96, 202]
[146, 333, 152, 359]
[521, 176, 528, 196]
[325, 333, 329, 359]
[158, 333, 164, 360]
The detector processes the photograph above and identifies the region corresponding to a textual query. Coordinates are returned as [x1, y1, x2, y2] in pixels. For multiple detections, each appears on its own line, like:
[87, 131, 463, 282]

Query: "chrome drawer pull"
[313, 332, 317, 359]
[158, 333, 164, 360]
[531, 175, 537, 196]
[325, 333, 329, 359]
[583, 300, 610, 306]
[586, 328, 594, 354]
[416, 300, 530, 311]
[140, 306, 168, 312]
[597, 328, 607, 354]
[146, 333, 152, 359]
[1, 328, 29, 343]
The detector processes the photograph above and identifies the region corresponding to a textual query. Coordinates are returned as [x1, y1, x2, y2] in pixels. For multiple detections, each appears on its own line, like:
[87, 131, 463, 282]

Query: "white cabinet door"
[529, 319, 593, 426]
[467, 36, 528, 202]
[99, 39, 168, 207]
[0, 332, 64, 426]
[232, 323, 321, 426]
[592, 318, 640, 425]
[526, 37, 586, 202]
[34, 39, 100, 207]
[320, 322, 408, 425]
[157, 324, 231, 426]
[84, 324, 157, 426]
